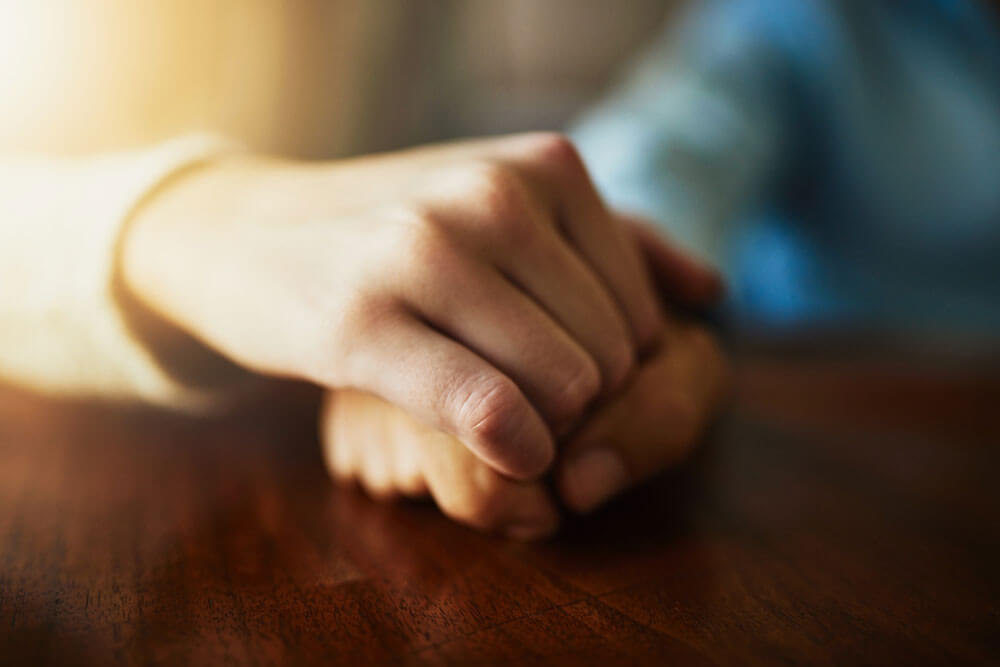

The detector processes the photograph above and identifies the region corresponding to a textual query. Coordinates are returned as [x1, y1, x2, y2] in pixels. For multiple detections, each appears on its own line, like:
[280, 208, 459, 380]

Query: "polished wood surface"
[2, 345, 998, 665]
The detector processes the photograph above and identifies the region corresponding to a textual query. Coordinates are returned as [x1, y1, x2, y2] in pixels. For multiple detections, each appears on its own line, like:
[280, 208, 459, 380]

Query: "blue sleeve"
[571, 0, 828, 272]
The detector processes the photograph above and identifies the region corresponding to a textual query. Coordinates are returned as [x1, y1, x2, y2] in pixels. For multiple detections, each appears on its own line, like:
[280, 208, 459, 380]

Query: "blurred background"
[0, 0, 674, 156]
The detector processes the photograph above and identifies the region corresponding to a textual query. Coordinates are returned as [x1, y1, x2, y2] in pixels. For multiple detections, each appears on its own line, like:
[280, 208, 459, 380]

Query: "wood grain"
[1, 345, 998, 665]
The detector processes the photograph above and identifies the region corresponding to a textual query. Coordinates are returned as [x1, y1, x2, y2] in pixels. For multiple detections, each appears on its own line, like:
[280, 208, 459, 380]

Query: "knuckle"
[635, 303, 666, 350]
[604, 340, 637, 393]
[323, 293, 398, 386]
[494, 210, 538, 250]
[396, 472, 428, 498]
[321, 439, 350, 480]
[524, 132, 586, 177]
[395, 212, 455, 274]
[339, 290, 391, 331]
[469, 161, 518, 202]
[441, 467, 510, 531]
[457, 375, 526, 450]
[469, 159, 518, 194]
[333, 291, 394, 350]
[319, 402, 354, 480]
[466, 469, 509, 528]
[550, 357, 601, 426]
[466, 161, 539, 245]
[360, 476, 398, 502]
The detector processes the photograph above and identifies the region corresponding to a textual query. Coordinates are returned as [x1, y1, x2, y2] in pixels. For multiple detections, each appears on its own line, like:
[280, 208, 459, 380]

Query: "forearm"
[0, 135, 251, 408]
[119, 153, 365, 383]
[121, 156, 278, 369]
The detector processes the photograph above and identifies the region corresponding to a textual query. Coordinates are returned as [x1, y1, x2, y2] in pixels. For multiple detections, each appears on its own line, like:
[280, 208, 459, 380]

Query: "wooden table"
[2, 343, 998, 665]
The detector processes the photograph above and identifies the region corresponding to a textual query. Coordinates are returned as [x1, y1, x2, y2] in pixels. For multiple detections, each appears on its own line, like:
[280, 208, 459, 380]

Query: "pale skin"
[322, 320, 727, 540]
[122, 132, 727, 537]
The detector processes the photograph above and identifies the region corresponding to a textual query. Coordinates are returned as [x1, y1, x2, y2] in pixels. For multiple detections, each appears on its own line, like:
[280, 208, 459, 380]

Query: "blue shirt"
[572, 0, 1000, 333]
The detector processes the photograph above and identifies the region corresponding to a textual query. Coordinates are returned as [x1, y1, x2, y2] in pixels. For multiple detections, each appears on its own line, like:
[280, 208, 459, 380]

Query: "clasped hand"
[123, 133, 728, 540]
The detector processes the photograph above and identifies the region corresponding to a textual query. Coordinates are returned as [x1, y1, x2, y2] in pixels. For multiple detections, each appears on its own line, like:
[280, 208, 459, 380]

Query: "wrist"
[122, 156, 266, 304]
[117, 155, 285, 386]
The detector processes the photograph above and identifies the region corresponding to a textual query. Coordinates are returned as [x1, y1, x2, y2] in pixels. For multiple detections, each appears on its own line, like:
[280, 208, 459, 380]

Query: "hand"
[123, 133, 688, 479]
[621, 213, 725, 310]
[319, 320, 728, 539]
[556, 320, 728, 513]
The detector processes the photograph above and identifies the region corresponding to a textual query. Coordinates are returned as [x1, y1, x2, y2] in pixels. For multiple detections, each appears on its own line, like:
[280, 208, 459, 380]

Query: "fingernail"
[563, 448, 628, 513]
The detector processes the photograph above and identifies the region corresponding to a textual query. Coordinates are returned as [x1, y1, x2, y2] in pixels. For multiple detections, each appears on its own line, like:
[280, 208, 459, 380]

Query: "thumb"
[620, 213, 726, 309]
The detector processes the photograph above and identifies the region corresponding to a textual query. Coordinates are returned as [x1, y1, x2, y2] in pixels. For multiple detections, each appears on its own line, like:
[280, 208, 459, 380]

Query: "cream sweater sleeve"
[0, 134, 251, 411]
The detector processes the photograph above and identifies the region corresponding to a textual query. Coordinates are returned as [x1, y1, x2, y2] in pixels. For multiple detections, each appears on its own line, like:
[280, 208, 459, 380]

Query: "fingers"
[622, 214, 726, 309]
[417, 132, 663, 374]
[416, 426, 559, 540]
[497, 133, 666, 351]
[403, 249, 603, 433]
[496, 222, 637, 397]
[320, 134, 722, 493]
[323, 324, 727, 534]
[340, 311, 555, 480]
[556, 323, 728, 513]
[322, 390, 428, 499]
[320, 389, 559, 540]
[424, 160, 635, 398]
